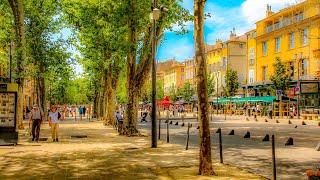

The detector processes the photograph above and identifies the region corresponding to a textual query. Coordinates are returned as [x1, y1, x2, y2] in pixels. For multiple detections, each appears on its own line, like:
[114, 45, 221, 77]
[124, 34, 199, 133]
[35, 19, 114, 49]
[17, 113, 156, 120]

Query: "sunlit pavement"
[139, 114, 320, 179]
[0, 118, 264, 179]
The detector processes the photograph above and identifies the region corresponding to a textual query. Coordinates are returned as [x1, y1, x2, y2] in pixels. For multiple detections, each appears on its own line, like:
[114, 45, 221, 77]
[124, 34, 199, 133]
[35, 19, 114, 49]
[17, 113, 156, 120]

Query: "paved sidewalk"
[0, 119, 264, 179]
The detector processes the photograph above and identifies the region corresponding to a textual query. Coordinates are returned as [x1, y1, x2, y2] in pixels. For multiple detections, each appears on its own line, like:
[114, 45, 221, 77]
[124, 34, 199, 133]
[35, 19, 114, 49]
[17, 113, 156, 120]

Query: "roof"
[255, 0, 307, 24]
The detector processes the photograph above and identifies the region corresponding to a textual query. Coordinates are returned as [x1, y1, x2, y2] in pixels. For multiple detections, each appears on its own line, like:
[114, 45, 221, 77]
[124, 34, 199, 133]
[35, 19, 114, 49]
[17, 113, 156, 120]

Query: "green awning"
[214, 96, 276, 104]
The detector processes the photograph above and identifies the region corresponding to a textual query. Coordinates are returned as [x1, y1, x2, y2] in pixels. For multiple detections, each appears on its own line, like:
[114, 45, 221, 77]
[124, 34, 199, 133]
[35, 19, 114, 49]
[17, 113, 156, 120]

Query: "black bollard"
[295, 125, 298, 128]
[276, 120, 280, 123]
[285, 137, 294, 146]
[166, 122, 170, 143]
[175, 122, 178, 126]
[302, 121, 306, 125]
[244, 131, 251, 139]
[272, 134, 276, 180]
[190, 123, 192, 127]
[288, 120, 292, 124]
[219, 129, 223, 163]
[318, 122, 320, 127]
[197, 125, 200, 129]
[262, 134, 270, 142]
[169, 121, 173, 125]
[158, 119, 161, 140]
[186, 123, 190, 150]
[216, 128, 221, 133]
[165, 119, 169, 123]
[265, 119, 268, 122]
[181, 123, 185, 127]
[228, 129, 235, 135]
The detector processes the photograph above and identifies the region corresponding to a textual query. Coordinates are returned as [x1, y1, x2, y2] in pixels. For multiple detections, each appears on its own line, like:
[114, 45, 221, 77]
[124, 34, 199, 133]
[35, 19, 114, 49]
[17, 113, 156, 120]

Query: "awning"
[214, 96, 276, 104]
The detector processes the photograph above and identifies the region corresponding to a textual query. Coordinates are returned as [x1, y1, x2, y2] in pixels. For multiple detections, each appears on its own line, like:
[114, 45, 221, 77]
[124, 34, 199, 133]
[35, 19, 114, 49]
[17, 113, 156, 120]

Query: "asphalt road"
[138, 115, 320, 179]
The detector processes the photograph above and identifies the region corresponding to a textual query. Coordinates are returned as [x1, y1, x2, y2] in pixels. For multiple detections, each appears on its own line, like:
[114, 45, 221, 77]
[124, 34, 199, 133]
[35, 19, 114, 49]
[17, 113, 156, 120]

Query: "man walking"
[29, 104, 43, 142]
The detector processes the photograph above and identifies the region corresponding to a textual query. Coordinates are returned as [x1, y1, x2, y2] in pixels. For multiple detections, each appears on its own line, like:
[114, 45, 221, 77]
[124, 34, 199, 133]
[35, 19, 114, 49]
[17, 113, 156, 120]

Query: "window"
[288, 62, 294, 78]
[262, 66, 268, 81]
[249, 48, 255, 65]
[221, 57, 227, 67]
[302, 28, 308, 46]
[249, 69, 254, 84]
[275, 37, 281, 53]
[301, 59, 308, 76]
[289, 32, 295, 49]
[262, 41, 268, 56]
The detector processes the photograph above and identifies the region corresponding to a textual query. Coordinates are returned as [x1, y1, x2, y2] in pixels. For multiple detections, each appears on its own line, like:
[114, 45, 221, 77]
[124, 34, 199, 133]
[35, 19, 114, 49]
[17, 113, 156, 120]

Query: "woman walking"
[48, 105, 61, 142]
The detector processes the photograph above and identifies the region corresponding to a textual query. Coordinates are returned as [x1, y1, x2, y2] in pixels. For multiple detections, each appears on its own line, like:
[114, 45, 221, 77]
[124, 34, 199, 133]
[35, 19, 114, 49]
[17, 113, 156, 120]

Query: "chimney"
[229, 28, 237, 40]
[216, 38, 222, 44]
[266, 4, 274, 17]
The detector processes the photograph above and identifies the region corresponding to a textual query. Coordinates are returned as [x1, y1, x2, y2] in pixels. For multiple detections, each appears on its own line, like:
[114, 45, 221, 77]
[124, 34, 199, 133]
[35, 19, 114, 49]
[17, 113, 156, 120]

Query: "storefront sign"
[0, 92, 16, 128]
[301, 83, 319, 94]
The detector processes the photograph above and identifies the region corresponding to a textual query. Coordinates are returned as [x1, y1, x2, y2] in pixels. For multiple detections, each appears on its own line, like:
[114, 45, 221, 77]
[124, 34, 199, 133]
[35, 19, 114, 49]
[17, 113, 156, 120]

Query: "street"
[139, 115, 320, 179]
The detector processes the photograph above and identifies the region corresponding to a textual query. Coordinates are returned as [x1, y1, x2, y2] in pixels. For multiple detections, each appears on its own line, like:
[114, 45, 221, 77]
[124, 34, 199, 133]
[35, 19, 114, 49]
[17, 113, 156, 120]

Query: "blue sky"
[157, 0, 303, 62]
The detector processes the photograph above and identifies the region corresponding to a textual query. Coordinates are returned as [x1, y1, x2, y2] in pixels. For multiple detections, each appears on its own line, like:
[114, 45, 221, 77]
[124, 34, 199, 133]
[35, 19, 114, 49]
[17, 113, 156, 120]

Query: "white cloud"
[168, 21, 194, 32]
[204, 0, 305, 44]
[241, 0, 305, 24]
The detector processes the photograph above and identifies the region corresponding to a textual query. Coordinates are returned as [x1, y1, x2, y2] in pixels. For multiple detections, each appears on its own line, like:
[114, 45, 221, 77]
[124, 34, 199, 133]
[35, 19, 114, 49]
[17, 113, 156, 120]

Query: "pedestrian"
[83, 106, 86, 117]
[48, 105, 62, 142]
[78, 105, 83, 120]
[115, 111, 124, 133]
[29, 104, 44, 142]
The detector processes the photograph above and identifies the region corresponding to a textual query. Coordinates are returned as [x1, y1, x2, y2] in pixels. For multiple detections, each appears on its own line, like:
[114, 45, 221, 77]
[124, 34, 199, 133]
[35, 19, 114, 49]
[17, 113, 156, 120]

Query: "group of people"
[29, 104, 63, 142]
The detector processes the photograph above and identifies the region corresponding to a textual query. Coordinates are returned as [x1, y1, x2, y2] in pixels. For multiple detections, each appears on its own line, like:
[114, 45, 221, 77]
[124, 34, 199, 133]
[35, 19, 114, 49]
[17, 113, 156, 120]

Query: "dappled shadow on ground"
[0, 120, 263, 179]
[142, 119, 320, 180]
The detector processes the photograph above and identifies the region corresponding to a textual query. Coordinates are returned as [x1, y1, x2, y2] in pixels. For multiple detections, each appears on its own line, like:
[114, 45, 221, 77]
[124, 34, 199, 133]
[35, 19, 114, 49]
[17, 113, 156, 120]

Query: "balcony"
[264, 13, 304, 34]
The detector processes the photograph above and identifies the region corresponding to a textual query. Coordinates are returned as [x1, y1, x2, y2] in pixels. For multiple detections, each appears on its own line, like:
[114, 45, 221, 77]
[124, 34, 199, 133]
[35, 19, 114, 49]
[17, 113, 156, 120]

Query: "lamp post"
[150, 2, 167, 148]
[295, 53, 303, 119]
[9, 41, 12, 83]
[216, 71, 219, 114]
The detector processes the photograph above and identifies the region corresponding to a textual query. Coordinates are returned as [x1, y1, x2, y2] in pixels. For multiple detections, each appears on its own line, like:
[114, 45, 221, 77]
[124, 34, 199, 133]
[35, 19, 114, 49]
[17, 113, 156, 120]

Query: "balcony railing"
[264, 13, 304, 34]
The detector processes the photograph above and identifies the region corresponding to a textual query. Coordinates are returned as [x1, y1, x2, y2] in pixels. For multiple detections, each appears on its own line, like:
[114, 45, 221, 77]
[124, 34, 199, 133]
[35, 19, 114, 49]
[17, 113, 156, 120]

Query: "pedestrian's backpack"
[58, 112, 61, 120]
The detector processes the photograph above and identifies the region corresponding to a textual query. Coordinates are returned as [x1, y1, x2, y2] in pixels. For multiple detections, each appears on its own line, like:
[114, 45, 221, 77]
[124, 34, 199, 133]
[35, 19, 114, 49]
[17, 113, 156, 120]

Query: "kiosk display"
[0, 92, 16, 128]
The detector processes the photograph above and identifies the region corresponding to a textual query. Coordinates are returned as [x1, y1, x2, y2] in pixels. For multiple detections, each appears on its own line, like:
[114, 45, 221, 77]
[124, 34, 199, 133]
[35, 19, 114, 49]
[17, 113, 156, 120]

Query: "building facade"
[183, 59, 196, 87]
[162, 61, 185, 94]
[254, 0, 320, 107]
[206, 30, 247, 97]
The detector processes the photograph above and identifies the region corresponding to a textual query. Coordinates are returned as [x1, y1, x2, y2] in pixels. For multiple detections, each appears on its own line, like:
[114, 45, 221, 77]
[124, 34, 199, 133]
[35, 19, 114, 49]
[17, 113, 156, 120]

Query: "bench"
[301, 113, 319, 120]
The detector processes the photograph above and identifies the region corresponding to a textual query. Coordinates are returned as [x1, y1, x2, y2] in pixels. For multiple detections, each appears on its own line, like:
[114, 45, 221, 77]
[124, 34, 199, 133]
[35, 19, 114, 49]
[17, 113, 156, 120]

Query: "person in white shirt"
[48, 105, 61, 142]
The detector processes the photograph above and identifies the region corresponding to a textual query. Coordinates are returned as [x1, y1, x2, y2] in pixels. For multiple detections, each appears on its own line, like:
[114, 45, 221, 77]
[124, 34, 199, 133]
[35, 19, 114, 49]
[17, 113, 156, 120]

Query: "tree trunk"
[8, 0, 26, 130]
[93, 88, 99, 118]
[124, 0, 139, 136]
[98, 71, 106, 119]
[194, 0, 215, 176]
[104, 65, 118, 126]
[37, 62, 46, 121]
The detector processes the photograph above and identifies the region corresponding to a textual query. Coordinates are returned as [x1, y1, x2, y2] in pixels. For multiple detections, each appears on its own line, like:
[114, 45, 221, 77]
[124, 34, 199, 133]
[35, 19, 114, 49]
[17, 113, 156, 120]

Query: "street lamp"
[150, 2, 168, 148]
[295, 53, 303, 119]
[216, 71, 220, 115]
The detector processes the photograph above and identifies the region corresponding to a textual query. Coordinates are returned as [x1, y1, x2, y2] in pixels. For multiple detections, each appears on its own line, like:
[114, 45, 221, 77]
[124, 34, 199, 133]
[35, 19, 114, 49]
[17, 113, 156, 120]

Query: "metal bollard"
[219, 129, 223, 163]
[166, 121, 170, 143]
[272, 134, 276, 180]
[186, 123, 190, 150]
[158, 118, 161, 140]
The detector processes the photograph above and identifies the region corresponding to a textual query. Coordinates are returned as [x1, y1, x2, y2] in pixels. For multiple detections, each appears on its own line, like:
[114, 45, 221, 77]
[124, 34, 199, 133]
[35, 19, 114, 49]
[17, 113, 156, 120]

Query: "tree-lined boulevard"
[0, 0, 320, 179]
